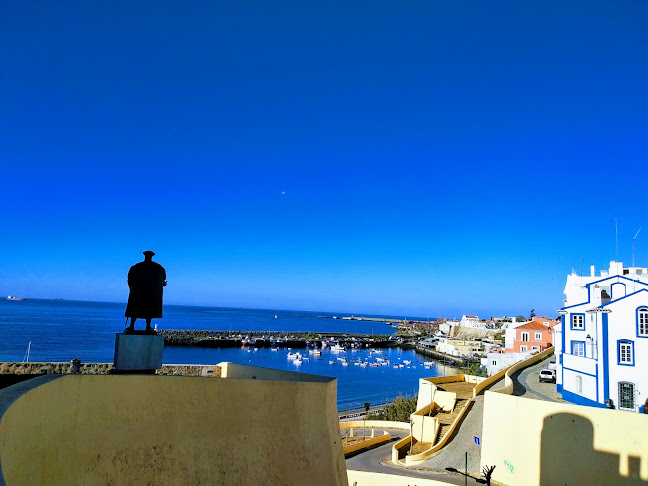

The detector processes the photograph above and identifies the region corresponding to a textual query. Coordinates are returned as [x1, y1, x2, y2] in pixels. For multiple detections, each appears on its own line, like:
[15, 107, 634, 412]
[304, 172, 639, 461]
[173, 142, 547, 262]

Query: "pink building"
[507, 317, 556, 353]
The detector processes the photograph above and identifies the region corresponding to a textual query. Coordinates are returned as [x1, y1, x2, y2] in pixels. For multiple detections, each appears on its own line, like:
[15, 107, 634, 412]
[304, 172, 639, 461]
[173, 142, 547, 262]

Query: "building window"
[520, 345, 528, 352]
[492, 360, 497, 366]
[571, 314, 584, 330]
[618, 340, 634, 366]
[638, 308, 648, 337]
[576, 375, 582, 394]
[521, 332, 529, 341]
[619, 382, 635, 410]
[571, 341, 584, 357]
[535, 332, 542, 340]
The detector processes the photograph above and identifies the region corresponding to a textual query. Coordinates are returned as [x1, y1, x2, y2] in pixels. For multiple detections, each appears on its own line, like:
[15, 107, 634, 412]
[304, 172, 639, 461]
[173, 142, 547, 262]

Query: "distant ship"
[7, 296, 27, 301]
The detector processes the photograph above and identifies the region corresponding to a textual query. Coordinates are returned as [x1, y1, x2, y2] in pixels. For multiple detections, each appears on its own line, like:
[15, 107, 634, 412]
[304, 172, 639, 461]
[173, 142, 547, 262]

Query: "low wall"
[342, 432, 390, 455]
[339, 420, 410, 431]
[0, 371, 346, 485]
[493, 346, 554, 395]
[391, 435, 414, 463]
[0, 362, 222, 377]
[472, 363, 511, 397]
[481, 391, 648, 486]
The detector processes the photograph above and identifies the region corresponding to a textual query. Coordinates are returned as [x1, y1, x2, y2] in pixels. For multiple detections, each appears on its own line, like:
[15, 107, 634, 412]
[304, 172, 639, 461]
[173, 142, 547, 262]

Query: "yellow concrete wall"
[493, 346, 554, 395]
[218, 361, 332, 382]
[434, 390, 456, 412]
[411, 414, 438, 443]
[339, 420, 410, 431]
[0, 373, 347, 486]
[342, 432, 390, 455]
[481, 391, 648, 486]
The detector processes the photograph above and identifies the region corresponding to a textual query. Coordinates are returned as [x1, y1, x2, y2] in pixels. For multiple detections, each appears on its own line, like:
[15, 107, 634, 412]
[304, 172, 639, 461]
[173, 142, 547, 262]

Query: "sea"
[0, 299, 451, 410]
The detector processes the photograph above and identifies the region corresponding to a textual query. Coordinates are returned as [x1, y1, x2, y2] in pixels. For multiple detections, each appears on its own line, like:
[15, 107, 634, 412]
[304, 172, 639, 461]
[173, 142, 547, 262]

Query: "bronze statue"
[125, 251, 167, 333]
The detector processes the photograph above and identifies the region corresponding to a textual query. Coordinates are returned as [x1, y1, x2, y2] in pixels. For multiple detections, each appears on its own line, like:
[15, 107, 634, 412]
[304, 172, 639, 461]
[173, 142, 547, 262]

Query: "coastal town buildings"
[436, 337, 484, 357]
[504, 316, 556, 353]
[481, 350, 530, 376]
[556, 260, 648, 412]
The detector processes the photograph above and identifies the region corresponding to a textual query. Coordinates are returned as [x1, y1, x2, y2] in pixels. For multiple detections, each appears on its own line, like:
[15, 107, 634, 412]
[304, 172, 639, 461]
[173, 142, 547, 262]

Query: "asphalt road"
[346, 430, 487, 485]
[510, 354, 562, 402]
[345, 355, 563, 483]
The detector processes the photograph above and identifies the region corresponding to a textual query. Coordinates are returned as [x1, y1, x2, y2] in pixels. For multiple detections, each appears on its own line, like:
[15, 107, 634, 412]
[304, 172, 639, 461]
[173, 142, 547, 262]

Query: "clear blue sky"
[1, 1, 647, 318]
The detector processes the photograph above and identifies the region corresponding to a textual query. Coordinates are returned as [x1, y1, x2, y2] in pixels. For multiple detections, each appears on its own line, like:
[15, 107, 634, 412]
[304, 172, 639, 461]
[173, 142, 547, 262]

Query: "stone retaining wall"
[0, 362, 221, 378]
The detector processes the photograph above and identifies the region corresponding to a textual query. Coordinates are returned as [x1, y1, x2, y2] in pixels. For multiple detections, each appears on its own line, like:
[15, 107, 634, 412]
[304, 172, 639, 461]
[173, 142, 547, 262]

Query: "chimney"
[590, 265, 595, 277]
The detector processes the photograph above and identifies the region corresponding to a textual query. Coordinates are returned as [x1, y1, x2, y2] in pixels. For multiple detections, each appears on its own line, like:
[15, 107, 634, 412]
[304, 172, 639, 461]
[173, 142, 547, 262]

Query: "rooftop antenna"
[633, 227, 641, 291]
[615, 218, 619, 264]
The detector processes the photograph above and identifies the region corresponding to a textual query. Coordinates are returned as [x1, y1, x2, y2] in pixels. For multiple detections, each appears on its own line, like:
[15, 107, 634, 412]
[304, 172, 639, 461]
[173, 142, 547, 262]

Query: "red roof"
[516, 321, 552, 331]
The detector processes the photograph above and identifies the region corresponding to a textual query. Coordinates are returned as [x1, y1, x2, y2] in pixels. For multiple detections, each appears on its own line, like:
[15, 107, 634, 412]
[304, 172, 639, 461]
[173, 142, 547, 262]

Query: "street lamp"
[586, 334, 597, 359]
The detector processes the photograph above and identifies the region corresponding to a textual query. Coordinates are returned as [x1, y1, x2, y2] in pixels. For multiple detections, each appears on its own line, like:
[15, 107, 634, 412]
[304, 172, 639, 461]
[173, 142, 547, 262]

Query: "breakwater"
[158, 330, 395, 349]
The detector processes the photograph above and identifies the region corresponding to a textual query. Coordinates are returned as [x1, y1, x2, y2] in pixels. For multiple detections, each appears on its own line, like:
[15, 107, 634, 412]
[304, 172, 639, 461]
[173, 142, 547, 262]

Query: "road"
[346, 429, 487, 485]
[509, 354, 562, 402]
[346, 354, 562, 482]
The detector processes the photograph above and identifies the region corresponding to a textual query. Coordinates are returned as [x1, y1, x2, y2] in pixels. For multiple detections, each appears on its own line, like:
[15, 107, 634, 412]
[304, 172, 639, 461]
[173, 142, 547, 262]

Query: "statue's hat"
[143, 250, 155, 257]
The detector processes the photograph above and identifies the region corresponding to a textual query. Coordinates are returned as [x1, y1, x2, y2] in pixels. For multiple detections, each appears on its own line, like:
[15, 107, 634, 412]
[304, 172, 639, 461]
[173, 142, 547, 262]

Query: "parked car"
[547, 361, 557, 371]
[539, 369, 556, 383]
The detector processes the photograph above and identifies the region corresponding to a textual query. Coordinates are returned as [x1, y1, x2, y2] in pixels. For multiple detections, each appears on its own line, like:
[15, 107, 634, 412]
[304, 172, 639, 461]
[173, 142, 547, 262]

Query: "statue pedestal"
[113, 333, 164, 373]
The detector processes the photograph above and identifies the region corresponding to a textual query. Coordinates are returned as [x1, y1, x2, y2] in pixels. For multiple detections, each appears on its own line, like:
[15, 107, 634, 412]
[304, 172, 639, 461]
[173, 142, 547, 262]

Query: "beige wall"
[481, 391, 648, 486]
[0, 372, 347, 486]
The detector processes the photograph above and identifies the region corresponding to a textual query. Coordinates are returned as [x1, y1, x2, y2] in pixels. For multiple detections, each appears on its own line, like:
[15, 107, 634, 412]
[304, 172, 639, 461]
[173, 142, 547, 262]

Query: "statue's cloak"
[125, 261, 166, 318]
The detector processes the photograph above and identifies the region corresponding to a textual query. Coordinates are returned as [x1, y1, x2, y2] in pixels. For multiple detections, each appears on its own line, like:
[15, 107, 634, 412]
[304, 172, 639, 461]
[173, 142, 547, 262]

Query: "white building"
[460, 315, 486, 328]
[481, 351, 531, 376]
[556, 260, 648, 412]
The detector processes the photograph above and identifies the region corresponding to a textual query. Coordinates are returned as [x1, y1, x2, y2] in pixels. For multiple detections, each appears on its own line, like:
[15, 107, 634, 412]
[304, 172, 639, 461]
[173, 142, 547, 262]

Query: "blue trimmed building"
[556, 261, 648, 412]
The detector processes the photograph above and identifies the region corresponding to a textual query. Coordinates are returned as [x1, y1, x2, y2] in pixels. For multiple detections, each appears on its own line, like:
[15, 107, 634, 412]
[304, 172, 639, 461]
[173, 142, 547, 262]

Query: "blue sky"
[1, 1, 647, 318]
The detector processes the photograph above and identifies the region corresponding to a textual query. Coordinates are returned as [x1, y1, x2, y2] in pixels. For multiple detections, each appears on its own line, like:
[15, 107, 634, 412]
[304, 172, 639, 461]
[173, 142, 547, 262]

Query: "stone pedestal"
[113, 333, 164, 373]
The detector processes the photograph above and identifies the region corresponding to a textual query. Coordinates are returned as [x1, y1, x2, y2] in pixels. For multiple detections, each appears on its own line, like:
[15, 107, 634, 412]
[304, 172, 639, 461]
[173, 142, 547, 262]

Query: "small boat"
[294, 359, 302, 365]
[271, 348, 279, 352]
[7, 296, 27, 301]
[341, 362, 348, 366]
[329, 360, 336, 365]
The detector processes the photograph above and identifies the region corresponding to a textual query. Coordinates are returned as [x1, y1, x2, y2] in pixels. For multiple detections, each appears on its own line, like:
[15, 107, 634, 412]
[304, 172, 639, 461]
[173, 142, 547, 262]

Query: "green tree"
[366, 395, 417, 422]
[364, 402, 371, 412]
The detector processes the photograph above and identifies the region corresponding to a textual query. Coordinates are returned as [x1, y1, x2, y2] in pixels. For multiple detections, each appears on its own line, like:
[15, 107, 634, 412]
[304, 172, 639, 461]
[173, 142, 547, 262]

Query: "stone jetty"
[158, 330, 394, 349]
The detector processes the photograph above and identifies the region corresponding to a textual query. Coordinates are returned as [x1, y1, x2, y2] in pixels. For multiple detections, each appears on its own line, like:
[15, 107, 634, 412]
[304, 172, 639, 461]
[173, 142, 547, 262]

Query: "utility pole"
[633, 228, 641, 291]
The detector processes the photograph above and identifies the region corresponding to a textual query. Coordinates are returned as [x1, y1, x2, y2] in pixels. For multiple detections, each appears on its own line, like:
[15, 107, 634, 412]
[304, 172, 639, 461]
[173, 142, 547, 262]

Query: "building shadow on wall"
[540, 413, 647, 485]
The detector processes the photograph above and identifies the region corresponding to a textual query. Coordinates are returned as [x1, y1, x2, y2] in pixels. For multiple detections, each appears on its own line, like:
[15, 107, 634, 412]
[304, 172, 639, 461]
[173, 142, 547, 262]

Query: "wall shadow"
[540, 412, 647, 485]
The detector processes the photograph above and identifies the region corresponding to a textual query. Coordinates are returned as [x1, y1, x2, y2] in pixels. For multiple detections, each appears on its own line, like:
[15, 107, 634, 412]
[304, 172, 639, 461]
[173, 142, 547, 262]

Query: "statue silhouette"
[125, 251, 167, 333]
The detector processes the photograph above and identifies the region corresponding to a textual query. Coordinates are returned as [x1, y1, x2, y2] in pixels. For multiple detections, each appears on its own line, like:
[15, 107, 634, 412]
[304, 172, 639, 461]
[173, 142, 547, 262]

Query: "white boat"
[329, 360, 336, 365]
[293, 359, 303, 365]
[341, 362, 348, 366]
[271, 348, 279, 352]
[7, 296, 27, 301]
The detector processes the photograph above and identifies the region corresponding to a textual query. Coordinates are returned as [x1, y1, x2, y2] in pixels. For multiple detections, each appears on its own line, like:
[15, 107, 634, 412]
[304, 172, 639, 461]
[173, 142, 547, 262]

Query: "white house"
[481, 351, 531, 376]
[556, 260, 648, 412]
[460, 315, 485, 328]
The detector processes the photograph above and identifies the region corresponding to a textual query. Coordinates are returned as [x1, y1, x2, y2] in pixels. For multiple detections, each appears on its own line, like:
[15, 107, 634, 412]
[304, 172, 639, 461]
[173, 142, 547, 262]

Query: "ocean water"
[0, 299, 449, 409]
